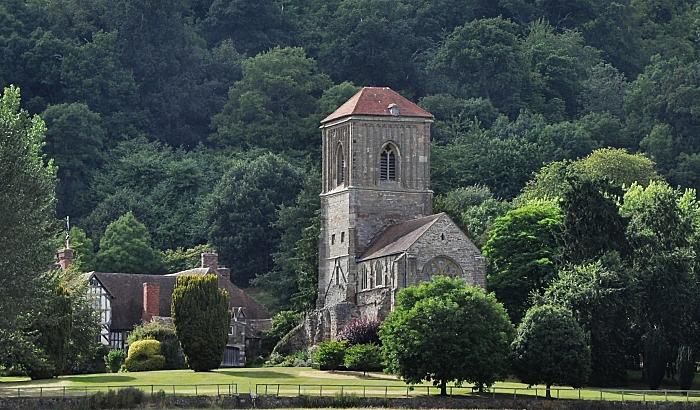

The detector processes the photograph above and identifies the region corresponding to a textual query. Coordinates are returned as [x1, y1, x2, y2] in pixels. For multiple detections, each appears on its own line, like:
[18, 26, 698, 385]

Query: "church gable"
[407, 214, 486, 287]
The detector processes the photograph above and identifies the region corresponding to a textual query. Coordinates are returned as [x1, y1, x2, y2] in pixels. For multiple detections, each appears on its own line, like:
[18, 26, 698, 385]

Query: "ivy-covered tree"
[511, 304, 591, 398]
[483, 200, 563, 322]
[95, 211, 163, 274]
[380, 277, 513, 395]
[171, 274, 230, 372]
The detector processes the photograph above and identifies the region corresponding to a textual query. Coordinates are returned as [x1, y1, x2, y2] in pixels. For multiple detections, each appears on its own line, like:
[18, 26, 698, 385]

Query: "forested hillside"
[3, 0, 700, 311]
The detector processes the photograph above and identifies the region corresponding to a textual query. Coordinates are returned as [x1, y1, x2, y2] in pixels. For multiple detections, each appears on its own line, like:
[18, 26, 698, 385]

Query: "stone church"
[283, 87, 488, 347]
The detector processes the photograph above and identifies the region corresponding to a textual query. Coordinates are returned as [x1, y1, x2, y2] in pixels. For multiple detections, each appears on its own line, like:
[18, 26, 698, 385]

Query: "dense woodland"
[3, 1, 700, 313]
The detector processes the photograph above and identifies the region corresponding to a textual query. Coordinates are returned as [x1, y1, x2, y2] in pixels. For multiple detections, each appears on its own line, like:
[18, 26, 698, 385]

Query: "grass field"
[1, 367, 699, 402]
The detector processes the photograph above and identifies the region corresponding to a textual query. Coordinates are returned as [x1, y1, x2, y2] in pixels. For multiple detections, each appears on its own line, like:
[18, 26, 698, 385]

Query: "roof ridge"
[321, 87, 433, 124]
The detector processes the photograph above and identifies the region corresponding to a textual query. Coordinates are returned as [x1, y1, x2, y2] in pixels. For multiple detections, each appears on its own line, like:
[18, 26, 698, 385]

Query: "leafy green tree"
[211, 47, 331, 152]
[162, 244, 215, 273]
[201, 0, 292, 54]
[483, 200, 563, 322]
[42, 103, 105, 219]
[434, 185, 510, 248]
[544, 255, 632, 386]
[205, 153, 303, 285]
[643, 327, 670, 390]
[0, 86, 58, 371]
[579, 63, 628, 118]
[520, 148, 660, 201]
[671, 153, 700, 191]
[95, 212, 163, 274]
[640, 123, 676, 171]
[254, 171, 320, 310]
[66, 227, 96, 273]
[621, 181, 698, 350]
[171, 274, 230, 372]
[420, 94, 498, 144]
[430, 17, 527, 115]
[523, 20, 601, 120]
[559, 178, 629, 264]
[85, 138, 225, 249]
[380, 277, 513, 395]
[344, 343, 383, 372]
[511, 304, 591, 398]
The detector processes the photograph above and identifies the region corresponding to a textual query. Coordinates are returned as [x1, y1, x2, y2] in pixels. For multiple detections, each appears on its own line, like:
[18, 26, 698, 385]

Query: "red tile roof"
[321, 87, 433, 124]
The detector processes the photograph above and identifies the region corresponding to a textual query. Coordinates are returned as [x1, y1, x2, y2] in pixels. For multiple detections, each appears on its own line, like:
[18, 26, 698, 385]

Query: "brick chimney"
[57, 248, 74, 270]
[142, 282, 160, 323]
[201, 252, 218, 270]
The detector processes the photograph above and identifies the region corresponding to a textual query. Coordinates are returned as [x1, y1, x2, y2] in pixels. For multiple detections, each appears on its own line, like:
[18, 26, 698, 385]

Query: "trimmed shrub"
[343, 343, 383, 372]
[171, 275, 230, 371]
[124, 340, 166, 372]
[314, 340, 347, 370]
[337, 318, 380, 346]
[128, 321, 185, 369]
[90, 387, 145, 408]
[105, 349, 126, 373]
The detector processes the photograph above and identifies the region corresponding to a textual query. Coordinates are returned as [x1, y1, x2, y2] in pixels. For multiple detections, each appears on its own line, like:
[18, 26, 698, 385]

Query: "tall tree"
[95, 211, 163, 274]
[0, 85, 58, 370]
[171, 274, 230, 372]
[483, 200, 563, 322]
[511, 304, 591, 398]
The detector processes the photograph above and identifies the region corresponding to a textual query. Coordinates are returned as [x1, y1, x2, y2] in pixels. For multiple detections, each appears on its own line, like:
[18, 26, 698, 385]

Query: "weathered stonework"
[293, 87, 488, 347]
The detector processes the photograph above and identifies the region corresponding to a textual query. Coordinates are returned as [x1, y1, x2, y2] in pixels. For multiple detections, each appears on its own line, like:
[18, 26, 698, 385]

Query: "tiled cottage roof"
[90, 270, 269, 330]
[321, 87, 433, 124]
[358, 214, 443, 261]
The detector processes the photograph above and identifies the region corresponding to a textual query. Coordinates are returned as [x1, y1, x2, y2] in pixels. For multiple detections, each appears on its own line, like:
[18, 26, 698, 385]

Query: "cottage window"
[380, 145, 397, 181]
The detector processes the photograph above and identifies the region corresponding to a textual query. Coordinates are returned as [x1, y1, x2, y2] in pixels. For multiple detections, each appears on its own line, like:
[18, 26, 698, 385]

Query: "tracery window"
[380, 145, 397, 181]
[422, 256, 462, 277]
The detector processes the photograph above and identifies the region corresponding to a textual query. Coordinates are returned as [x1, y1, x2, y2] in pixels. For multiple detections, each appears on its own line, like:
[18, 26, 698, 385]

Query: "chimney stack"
[142, 282, 160, 323]
[201, 252, 218, 270]
[57, 248, 74, 270]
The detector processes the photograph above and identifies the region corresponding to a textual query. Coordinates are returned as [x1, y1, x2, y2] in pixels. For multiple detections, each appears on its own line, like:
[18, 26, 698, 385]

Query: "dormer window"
[388, 103, 400, 116]
[380, 145, 397, 181]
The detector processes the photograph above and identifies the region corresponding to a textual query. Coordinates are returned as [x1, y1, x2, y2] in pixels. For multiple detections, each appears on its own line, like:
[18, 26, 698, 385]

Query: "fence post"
[621, 390, 624, 402]
[363, 386, 366, 398]
[277, 384, 280, 397]
[265, 385, 268, 395]
[40, 387, 42, 398]
[385, 386, 388, 399]
[600, 390, 603, 401]
[217, 384, 220, 396]
[195, 385, 198, 396]
[151, 385, 154, 397]
[427, 386, 430, 396]
[173, 385, 175, 396]
[17, 388, 20, 398]
[578, 389, 580, 400]
[298, 385, 301, 396]
[665, 390, 668, 401]
[643, 392, 645, 402]
[64, 386, 66, 399]
[320, 385, 322, 397]
[513, 388, 517, 400]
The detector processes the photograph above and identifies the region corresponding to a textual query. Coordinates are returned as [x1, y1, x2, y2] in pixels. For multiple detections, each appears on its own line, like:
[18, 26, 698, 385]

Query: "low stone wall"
[3, 394, 700, 410]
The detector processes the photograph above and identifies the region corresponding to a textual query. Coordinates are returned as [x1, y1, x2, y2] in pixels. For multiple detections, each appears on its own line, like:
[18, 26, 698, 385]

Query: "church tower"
[318, 87, 434, 310]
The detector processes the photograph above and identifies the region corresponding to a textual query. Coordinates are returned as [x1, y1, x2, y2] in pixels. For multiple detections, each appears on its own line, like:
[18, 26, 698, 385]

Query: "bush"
[337, 318, 380, 346]
[128, 321, 185, 369]
[343, 343, 383, 372]
[124, 340, 166, 372]
[171, 275, 230, 372]
[314, 340, 347, 370]
[105, 349, 126, 373]
[90, 387, 145, 408]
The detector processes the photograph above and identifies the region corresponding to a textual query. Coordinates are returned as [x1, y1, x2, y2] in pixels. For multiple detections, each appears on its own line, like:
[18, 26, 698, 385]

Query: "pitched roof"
[90, 271, 269, 330]
[358, 214, 443, 261]
[321, 87, 433, 124]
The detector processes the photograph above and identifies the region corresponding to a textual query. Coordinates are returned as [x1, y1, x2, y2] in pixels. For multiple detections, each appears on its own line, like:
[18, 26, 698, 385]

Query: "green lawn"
[1, 367, 699, 402]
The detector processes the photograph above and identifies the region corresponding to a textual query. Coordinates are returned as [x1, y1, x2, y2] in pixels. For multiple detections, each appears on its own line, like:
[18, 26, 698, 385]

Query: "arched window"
[380, 145, 397, 181]
[336, 144, 345, 186]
